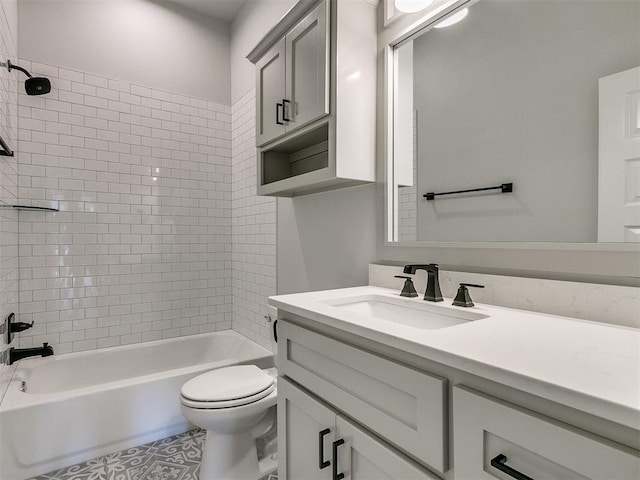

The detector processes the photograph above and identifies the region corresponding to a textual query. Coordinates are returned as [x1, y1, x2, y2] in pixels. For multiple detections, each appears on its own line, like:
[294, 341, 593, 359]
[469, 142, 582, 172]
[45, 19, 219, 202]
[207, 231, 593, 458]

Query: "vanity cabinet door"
[453, 385, 640, 480]
[333, 416, 439, 480]
[256, 38, 287, 147]
[279, 320, 447, 473]
[285, 0, 329, 131]
[278, 377, 336, 480]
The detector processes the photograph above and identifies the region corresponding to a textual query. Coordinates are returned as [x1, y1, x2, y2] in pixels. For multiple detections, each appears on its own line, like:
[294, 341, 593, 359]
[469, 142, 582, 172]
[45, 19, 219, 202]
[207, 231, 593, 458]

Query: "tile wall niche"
[0, 0, 19, 400]
[15, 60, 233, 353]
[231, 88, 276, 349]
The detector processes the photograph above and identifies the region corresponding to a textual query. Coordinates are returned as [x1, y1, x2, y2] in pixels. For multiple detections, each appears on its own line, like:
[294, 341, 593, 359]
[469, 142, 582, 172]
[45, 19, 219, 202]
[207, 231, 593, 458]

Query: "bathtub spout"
[8, 342, 54, 365]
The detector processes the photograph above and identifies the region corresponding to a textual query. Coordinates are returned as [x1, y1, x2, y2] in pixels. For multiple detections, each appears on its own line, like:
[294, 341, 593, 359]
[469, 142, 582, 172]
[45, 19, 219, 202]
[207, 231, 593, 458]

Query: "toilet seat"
[181, 365, 276, 409]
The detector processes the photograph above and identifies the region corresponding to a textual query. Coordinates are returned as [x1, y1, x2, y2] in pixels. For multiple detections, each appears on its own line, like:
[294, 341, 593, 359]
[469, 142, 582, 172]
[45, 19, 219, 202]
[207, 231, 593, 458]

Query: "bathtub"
[0, 331, 273, 480]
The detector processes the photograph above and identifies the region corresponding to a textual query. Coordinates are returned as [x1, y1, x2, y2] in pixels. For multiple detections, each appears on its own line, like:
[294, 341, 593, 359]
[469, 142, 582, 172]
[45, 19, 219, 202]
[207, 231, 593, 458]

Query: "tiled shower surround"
[0, 0, 19, 400]
[15, 61, 234, 353]
[231, 89, 276, 348]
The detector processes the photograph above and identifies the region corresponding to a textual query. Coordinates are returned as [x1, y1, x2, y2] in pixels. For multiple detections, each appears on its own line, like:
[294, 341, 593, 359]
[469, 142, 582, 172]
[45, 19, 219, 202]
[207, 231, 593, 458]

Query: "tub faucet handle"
[5, 312, 34, 344]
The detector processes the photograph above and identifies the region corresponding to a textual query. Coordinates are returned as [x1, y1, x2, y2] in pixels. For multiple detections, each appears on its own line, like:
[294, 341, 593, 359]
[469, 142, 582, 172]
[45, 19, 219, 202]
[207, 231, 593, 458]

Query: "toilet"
[180, 322, 278, 480]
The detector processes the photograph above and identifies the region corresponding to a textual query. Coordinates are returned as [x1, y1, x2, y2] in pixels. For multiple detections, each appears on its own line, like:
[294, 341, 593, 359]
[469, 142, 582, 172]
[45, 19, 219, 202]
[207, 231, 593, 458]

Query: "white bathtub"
[0, 331, 273, 480]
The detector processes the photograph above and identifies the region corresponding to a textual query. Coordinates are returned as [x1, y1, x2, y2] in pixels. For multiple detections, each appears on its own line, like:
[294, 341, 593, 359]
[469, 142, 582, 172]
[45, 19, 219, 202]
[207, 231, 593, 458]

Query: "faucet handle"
[394, 276, 418, 298]
[453, 283, 485, 307]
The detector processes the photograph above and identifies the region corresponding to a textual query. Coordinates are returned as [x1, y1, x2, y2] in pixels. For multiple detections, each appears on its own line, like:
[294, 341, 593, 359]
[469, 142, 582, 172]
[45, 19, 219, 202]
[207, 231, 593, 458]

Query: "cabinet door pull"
[318, 428, 331, 469]
[282, 99, 291, 121]
[276, 103, 284, 125]
[332, 439, 345, 480]
[490, 454, 534, 480]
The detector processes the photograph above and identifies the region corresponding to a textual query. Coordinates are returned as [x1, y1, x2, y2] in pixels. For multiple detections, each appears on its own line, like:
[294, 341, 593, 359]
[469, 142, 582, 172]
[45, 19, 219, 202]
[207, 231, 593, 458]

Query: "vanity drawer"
[278, 320, 447, 473]
[453, 385, 640, 480]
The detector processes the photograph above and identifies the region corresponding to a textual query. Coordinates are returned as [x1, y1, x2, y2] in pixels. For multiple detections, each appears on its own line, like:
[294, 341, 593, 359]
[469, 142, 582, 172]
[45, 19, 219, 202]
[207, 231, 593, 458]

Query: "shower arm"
[6, 60, 32, 78]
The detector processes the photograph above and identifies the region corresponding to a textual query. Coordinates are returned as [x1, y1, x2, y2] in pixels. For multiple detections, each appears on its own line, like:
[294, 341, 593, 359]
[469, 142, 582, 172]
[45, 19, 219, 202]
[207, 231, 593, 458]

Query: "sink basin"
[323, 294, 488, 329]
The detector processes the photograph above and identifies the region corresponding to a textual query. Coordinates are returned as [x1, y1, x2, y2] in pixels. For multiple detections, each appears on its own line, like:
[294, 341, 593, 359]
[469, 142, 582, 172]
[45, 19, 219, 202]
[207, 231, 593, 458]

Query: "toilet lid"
[181, 365, 275, 403]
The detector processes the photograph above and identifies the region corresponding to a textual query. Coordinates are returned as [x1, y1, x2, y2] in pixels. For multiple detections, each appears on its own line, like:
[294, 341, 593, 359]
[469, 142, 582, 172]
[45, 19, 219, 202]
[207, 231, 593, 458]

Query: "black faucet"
[403, 264, 443, 302]
[8, 343, 54, 365]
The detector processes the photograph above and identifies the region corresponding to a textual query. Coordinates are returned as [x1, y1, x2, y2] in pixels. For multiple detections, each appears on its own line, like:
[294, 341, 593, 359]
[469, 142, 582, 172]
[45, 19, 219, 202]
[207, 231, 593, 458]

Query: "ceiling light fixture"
[433, 8, 469, 28]
[394, 0, 435, 14]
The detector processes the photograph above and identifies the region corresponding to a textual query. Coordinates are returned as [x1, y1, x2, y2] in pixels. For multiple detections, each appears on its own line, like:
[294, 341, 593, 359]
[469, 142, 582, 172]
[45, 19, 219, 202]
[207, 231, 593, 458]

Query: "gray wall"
[18, 0, 231, 103]
[413, 0, 640, 242]
[277, 185, 378, 295]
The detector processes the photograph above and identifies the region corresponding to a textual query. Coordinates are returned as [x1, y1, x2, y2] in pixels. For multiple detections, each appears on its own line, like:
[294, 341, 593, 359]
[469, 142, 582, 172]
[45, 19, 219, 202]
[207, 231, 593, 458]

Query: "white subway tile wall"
[16, 61, 233, 353]
[231, 89, 276, 349]
[0, 1, 19, 401]
[397, 110, 417, 242]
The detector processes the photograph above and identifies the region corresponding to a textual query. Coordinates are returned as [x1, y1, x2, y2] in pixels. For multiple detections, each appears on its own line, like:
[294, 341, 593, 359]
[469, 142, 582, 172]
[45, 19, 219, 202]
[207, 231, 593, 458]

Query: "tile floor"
[30, 429, 278, 480]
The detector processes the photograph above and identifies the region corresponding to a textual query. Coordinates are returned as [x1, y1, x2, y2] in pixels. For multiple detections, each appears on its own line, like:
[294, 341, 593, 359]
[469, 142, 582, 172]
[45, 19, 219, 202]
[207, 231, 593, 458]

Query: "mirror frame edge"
[380, 0, 640, 255]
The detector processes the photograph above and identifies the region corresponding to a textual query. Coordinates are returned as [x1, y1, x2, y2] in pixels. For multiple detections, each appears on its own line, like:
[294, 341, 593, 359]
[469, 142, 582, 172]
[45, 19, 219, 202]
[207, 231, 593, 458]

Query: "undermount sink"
[323, 294, 489, 329]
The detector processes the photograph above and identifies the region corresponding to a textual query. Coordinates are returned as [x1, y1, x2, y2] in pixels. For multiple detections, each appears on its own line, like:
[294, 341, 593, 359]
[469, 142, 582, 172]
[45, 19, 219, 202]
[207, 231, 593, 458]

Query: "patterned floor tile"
[29, 429, 277, 480]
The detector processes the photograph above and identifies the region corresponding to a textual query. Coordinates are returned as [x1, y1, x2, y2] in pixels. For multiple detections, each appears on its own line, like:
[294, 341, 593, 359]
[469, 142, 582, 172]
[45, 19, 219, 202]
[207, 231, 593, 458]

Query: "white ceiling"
[170, 0, 249, 23]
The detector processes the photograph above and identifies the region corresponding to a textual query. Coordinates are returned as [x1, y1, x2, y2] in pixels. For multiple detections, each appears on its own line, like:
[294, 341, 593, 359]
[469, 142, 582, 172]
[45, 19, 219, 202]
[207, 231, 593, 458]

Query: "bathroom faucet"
[402, 264, 443, 302]
[8, 343, 54, 365]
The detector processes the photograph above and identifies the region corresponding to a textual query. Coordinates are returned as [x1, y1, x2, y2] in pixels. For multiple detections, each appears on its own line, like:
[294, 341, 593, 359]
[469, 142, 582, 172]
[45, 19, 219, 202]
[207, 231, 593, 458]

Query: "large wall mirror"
[387, 0, 640, 245]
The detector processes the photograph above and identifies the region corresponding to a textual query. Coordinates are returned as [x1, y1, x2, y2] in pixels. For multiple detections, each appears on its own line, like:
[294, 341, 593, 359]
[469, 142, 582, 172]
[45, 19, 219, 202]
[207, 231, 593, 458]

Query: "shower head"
[6, 60, 51, 95]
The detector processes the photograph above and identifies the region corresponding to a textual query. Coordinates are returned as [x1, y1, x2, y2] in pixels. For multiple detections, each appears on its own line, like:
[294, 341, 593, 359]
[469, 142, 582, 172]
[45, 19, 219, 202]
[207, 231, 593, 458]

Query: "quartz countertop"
[269, 286, 640, 429]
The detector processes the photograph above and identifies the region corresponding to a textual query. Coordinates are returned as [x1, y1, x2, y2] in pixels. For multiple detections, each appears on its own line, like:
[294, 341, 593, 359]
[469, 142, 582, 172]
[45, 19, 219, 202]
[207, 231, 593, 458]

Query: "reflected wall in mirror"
[390, 0, 640, 243]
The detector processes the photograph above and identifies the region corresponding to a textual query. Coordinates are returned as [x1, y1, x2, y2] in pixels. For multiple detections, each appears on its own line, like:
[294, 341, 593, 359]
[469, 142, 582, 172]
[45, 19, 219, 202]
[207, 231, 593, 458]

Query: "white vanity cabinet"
[279, 377, 438, 480]
[276, 316, 640, 480]
[278, 320, 447, 479]
[453, 386, 640, 480]
[248, 0, 376, 197]
[255, 0, 328, 147]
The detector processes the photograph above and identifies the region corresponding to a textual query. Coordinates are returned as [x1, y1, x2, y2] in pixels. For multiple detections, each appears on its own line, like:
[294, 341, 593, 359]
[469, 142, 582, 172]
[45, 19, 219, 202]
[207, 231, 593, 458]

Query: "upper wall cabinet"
[248, 0, 376, 197]
[256, 1, 329, 146]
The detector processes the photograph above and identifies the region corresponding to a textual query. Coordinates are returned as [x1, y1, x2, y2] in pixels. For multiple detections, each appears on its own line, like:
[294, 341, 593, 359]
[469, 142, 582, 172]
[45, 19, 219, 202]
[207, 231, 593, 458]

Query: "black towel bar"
[424, 182, 513, 201]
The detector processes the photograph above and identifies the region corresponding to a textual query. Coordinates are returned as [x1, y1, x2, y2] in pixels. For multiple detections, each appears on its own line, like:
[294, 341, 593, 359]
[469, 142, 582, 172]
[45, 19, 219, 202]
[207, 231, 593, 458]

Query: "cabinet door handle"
[332, 439, 345, 480]
[318, 428, 331, 469]
[282, 98, 291, 121]
[276, 103, 284, 125]
[491, 454, 534, 480]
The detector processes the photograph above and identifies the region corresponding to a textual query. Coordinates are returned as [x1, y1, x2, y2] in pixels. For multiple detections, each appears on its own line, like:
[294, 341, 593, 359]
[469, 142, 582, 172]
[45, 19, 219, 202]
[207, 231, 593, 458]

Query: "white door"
[256, 38, 287, 147]
[598, 66, 640, 242]
[334, 416, 438, 480]
[285, 0, 329, 131]
[278, 378, 335, 480]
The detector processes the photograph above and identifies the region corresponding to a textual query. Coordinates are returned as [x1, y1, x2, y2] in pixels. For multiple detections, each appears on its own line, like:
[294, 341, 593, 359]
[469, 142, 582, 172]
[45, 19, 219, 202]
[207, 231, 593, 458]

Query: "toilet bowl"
[180, 364, 277, 480]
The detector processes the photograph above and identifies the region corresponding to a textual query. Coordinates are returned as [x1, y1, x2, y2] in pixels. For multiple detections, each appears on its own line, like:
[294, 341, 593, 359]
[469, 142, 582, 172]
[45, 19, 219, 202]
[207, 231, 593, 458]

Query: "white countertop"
[269, 286, 640, 429]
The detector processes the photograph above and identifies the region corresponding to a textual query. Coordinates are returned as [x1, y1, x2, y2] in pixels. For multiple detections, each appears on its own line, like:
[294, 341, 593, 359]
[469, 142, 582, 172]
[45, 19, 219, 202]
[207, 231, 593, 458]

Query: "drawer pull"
[282, 99, 291, 121]
[332, 439, 345, 480]
[276, 103, 284, 125]
[491, 454, 534, 480]
[318, 428, 331, 469]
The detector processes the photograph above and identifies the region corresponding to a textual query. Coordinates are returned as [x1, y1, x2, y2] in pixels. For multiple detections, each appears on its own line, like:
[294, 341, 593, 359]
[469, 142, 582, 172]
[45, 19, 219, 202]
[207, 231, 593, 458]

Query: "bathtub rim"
[1, 330, 273, 411]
